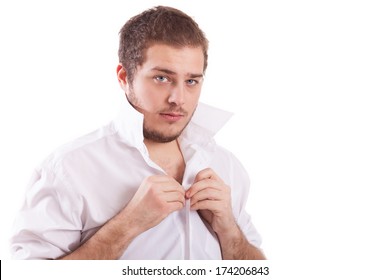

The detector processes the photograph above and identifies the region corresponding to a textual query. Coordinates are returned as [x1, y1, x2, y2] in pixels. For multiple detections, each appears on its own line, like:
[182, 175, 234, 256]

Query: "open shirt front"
[11, 96, 262, 259]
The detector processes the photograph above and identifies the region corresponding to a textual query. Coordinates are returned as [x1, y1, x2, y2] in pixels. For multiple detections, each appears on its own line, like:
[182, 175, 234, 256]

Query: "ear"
[116, 64, 128, 90]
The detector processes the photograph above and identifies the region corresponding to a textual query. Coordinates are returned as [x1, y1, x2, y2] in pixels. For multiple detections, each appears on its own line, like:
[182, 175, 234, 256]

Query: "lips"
[160, 112, 185, 122]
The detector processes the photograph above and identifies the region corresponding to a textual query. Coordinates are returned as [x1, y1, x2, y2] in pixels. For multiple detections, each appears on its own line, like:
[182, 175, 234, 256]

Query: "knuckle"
[146, 175, 158, 182]
[160, 204, 168, 213]
[156, 199, 167, 211]
[149, 186, 159, 196]
[178, 193, 185, 201]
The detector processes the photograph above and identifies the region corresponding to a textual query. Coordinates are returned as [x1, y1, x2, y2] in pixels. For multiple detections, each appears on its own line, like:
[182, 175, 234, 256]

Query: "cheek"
[133, 82, 167, 111]
[187, 89, 202, 106]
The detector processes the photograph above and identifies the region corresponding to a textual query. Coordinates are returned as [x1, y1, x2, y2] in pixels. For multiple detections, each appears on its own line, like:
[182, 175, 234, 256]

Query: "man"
[11, 6, 266, 260]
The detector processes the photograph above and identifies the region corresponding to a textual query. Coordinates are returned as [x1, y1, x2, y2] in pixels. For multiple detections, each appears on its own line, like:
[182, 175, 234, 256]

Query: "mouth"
[159, 112, 185, 122]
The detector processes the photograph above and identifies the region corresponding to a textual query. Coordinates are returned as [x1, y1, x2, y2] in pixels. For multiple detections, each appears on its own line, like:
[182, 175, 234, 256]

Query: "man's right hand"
[60, 175, 184, 259]
[122, 175, 185, 233]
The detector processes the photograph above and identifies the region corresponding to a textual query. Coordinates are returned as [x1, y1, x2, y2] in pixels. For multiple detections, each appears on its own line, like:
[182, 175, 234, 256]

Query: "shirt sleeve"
[229, 153, 263, 249]
[10, 162, 83, 259]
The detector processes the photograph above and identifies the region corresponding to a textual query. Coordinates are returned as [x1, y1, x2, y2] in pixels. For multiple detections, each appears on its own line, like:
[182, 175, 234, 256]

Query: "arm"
[60, 175, 185, 260]
[186, 168, 266, 260]
[59, 206, 141, 259]
[216, 222, 266, 260]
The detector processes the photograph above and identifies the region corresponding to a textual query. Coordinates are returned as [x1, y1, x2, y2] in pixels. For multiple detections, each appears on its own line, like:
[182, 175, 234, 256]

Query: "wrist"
[216, 223, 242, 244]
[113, 208, 144, 241]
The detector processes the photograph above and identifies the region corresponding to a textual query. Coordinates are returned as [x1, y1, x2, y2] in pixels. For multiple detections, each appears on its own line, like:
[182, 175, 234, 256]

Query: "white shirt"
[10, 96, 262, 260]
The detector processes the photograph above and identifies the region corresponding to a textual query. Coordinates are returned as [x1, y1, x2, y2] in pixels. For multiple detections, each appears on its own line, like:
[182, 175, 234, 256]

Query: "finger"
[162, 185, 185, 195]
[190, 188, 223, 207]
[148, 177, 185, 194]
[148, 175, 183, 187]
[163, 191, 186, 206]
[193, 168, 222, 183]
[148, 175, 177, 183]
[186, 179, 225, 198]
[191, 199, 221, 212]
[167, 201, 185, 213]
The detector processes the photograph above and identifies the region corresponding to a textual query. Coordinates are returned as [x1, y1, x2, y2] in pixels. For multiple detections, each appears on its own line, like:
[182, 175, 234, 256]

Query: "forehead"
[140, 43, 204, 75]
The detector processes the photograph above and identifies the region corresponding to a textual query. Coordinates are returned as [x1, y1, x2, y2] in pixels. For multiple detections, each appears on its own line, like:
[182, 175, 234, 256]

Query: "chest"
[153, 155, 186, 183]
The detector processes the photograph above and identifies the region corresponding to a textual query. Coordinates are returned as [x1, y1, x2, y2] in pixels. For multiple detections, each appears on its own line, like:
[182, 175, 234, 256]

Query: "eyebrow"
[151, 67, 204, 79]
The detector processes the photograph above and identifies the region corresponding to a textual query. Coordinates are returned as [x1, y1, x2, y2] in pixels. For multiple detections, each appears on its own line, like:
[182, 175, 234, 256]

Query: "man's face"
[122, 44, 204, 143]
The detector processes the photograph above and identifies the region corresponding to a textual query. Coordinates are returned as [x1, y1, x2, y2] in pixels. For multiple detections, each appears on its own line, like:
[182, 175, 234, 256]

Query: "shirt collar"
[113, 94, 233, 149]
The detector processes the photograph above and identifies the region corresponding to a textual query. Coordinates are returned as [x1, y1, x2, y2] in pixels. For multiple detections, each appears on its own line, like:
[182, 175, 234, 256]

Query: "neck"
[143, 138, 180, 155]
[143, 138, 185, 183]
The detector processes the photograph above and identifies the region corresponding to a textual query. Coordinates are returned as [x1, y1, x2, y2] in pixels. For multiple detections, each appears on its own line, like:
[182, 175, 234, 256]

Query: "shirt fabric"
[10, 96, 262, 260]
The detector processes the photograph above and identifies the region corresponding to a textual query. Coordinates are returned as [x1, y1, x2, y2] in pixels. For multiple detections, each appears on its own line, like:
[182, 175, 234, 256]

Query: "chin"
[143, 128, 184, 143]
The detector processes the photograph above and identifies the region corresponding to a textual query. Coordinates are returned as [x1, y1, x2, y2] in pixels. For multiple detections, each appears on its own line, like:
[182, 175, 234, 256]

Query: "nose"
[168, 84, 185, 106]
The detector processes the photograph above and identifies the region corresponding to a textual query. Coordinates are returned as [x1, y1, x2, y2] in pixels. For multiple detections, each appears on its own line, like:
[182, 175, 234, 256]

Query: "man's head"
[118, 6, 208, 85]
[117, 6, 208, 143]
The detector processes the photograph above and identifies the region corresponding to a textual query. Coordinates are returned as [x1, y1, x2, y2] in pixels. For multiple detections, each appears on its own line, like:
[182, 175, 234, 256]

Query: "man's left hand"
[186, 168, 237, 235]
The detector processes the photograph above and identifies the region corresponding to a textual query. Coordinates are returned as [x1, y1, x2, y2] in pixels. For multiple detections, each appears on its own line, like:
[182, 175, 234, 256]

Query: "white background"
[1, 0, 389, 279]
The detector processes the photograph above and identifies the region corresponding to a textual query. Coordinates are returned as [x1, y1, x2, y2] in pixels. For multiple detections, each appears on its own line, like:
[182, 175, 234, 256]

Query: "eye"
[154, 76, 169, 83]
[186, 79, 199, 86]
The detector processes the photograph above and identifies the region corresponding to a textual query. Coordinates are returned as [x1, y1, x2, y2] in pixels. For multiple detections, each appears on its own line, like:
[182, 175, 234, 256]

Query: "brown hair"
[118, 6, 208, 83]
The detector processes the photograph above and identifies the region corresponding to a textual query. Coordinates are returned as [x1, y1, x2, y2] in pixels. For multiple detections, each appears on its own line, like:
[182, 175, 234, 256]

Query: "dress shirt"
[10, 96, 262, 260]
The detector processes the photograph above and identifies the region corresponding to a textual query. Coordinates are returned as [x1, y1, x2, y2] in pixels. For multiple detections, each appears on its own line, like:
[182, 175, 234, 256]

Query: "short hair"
[118, 6, 209, 84]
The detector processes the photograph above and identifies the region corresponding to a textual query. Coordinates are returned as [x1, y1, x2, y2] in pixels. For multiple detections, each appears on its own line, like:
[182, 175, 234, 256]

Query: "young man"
[11, 6, 266, 260]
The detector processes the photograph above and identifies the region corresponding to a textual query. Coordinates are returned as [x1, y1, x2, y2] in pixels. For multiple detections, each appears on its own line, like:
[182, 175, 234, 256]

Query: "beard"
[143, 121, 188, 143]
[125, 91, 195, 143]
